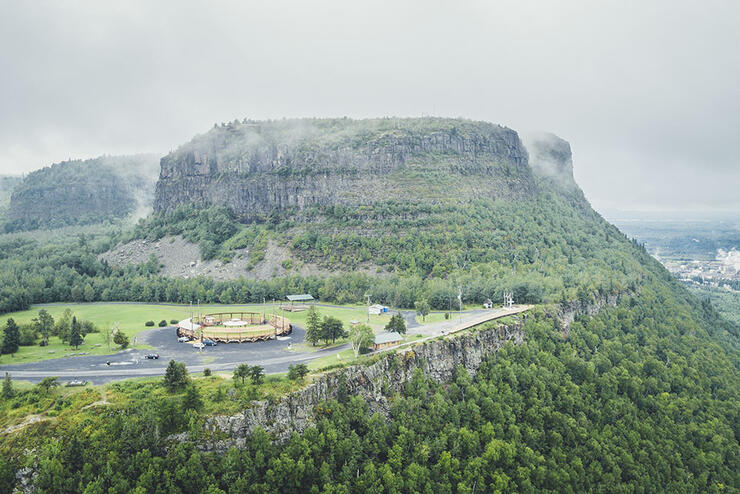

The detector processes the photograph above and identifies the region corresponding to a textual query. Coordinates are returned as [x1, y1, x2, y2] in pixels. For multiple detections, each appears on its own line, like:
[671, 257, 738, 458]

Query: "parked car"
[192, 342, 205, 349]
[65, 380, 87, 387]
[203, 339, 217, 346]
[177, 336, 190, 343]
[144, 353, 159, 360]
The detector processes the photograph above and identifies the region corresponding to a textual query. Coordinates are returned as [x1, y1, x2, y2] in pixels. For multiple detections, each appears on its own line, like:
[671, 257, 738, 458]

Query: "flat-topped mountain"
[136, 118, 617, 301]
[5, 154, 159, 231]
[154, 118, 543, 217]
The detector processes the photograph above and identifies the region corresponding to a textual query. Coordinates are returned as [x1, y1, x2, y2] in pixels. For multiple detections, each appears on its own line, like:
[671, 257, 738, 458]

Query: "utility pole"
[366, 294, 371, 323]
[457, 286, 463, 320]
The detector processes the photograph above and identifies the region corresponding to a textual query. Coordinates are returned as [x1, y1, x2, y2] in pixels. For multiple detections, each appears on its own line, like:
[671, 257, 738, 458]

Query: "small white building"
[368, 304, 389, 315]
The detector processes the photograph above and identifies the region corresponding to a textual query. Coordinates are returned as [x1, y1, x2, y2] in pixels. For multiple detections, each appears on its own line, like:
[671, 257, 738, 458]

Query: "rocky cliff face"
[200, 321, 526, 450]
[6, 154, 159, 231]
[191, 292, 628, 451]
[154, 118, 534, 217]
[522, 132, 577, 188]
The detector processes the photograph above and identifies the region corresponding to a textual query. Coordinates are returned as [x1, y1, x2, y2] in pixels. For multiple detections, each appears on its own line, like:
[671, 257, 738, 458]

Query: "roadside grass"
[415, 311, 452, 325]
[415, 305, 492, 325]
[288, 341, 348, 354]
[0, 332, 155, 364]
[0, 369, 314, 450]
[307, 348, 356, 370]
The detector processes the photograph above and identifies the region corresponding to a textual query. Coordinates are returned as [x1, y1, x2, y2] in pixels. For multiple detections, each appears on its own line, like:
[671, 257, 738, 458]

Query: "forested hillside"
[1, 282, 737, 493]
[4, 154, 159, 232]
[0, 118, 737, 493]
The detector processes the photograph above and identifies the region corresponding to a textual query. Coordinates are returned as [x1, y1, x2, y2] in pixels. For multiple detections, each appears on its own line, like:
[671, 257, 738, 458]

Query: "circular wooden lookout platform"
[177, 312, 291, 343]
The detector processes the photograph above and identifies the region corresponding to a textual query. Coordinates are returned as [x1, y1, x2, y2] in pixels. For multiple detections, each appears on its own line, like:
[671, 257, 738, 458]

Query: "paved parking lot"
[0, 324, 336, 384]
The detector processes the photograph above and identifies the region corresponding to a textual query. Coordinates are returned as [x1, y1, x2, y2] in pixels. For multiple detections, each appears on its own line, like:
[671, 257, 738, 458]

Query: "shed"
[368, 304, 389, 315]
[372, 331, 403, 351]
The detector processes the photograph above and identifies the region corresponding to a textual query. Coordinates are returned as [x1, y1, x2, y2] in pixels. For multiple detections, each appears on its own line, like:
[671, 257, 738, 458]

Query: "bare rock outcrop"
[153, 118, 534, 218]
[200, 321, 525, 450]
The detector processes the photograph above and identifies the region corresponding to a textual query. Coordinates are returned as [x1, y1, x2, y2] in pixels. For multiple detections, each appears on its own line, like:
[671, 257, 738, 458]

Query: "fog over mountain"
[0, 0, 738, 212]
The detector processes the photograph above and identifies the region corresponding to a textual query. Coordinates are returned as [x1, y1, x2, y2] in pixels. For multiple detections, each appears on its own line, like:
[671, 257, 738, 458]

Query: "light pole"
[457, 286, 462, 320]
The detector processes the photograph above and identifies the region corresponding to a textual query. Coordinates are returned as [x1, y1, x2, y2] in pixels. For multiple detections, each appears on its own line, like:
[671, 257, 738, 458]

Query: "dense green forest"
[0, 187, 652, 315]
[3, 154, 158, 232]
[1, 283, 737, 493]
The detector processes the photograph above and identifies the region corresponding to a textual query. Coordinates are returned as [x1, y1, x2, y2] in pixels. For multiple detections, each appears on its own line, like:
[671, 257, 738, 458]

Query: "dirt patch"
[81, 400, 110, 410]
[2, 414, 51, 435]
[100, 236, 385, 281]
[100, 236, 252, 281]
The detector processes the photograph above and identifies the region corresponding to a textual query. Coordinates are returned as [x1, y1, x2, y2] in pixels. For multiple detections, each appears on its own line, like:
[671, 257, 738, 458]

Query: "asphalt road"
[0, 324, 351, 384]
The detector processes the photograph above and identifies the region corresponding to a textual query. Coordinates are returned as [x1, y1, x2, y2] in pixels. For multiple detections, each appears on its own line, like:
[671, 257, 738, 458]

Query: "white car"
[177, 336, 190, 343]
[192, 342, 205, 349]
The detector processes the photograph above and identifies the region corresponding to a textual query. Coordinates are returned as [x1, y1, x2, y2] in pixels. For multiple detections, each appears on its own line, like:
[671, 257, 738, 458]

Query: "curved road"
[0, 306, 529, 384]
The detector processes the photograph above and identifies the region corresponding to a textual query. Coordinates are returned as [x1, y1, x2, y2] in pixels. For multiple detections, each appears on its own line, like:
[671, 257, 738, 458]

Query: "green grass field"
[416, 311, 453, 324]
[0, 302, 402, 364]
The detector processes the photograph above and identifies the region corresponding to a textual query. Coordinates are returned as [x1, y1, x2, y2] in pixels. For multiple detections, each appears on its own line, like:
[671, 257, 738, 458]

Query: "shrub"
[288, 363, 309, 381]
[113, 331, 129, 349]
[158, 320, 167, 327]
[170, 319, 179, 325]
[19, 325, 37, 346]
[145, 321, 155, 327]
[203, 368, 212, 377]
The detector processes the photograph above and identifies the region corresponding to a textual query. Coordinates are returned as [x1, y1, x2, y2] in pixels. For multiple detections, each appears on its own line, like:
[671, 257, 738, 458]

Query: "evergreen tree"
[305, 306, 321, 346]
[1, 318, 20, 356]
[384, 313, 407, 335]
[183, 385, 203, 411]
[249, 365, 265, 386]
[163, 360, 189, 391]
[69, 316, 84, 350]
[1, 372, 13, 399]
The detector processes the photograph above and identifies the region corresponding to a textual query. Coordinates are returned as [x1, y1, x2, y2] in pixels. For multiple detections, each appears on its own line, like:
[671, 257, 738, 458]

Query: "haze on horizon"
[0, 0, 738, 213]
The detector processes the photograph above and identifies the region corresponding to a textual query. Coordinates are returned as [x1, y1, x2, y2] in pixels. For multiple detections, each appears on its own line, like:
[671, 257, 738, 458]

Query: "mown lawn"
[0, 302, 401, 364]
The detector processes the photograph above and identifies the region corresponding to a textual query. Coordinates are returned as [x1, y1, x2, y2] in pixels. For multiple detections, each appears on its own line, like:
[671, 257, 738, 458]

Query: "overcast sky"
[1, 0, 738, 213]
